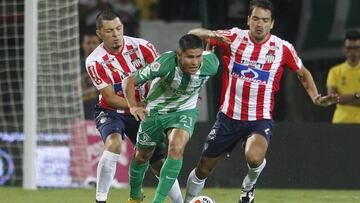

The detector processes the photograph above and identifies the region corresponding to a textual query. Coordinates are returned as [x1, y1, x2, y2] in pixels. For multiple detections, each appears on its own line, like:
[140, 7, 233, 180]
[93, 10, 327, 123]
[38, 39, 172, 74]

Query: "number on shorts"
[179, 115, 193, 128]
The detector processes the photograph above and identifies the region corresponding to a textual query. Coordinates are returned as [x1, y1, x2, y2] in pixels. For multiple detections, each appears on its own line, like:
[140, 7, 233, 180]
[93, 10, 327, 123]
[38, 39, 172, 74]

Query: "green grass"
[0, 187, 359, 203]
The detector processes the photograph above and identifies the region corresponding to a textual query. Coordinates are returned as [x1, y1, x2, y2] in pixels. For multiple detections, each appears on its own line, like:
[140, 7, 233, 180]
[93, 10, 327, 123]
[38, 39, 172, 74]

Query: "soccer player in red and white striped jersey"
[185, 1, 339, 203]
[85, 10, 183, 203]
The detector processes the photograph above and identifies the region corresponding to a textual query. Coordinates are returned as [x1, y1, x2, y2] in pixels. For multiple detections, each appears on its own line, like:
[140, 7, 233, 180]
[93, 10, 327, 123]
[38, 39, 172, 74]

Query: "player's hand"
[129, 106, 149, 121]
[137, 101, 146, 108]
[313, 93, 339, 107]
[211, 31, 231, 44]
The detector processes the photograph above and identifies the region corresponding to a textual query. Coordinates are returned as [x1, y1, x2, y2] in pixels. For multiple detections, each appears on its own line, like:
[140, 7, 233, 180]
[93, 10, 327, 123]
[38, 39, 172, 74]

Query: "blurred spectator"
[109, 0, 140, 36]
[158, 0, 199, 21]
[326, 30, 360, 123]
[80, 30, 101, 120]
[134, 0, 159, 20]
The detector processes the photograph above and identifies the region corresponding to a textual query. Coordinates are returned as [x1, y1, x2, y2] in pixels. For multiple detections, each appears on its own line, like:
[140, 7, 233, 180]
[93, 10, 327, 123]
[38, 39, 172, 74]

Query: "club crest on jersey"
[265, 53, 275, 63]
[232, 62, 269, 84]
[131, 57, 143, 69]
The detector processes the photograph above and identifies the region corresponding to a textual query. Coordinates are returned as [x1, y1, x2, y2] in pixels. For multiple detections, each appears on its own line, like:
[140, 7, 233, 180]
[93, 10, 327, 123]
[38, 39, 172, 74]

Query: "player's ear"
[96, 29, 101, 39]
[176, 49, 182, 60]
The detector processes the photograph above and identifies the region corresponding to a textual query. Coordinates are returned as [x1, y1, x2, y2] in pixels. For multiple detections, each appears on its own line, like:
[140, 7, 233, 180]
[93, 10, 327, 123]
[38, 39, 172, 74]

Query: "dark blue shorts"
[94, 105, 166, 164]
[202, 112, 274, 158]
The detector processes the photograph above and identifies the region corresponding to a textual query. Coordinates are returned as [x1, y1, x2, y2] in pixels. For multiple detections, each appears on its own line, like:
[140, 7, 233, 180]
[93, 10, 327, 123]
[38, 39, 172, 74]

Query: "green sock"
[153, 157, 183, 203]
[129, 158, 149, 200]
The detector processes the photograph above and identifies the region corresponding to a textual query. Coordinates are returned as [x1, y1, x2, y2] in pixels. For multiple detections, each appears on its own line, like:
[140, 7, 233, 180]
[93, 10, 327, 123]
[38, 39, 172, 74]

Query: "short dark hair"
[178, 34, 203, 52]
[249, 0, 275, 20]
[96, 9, 120, 29]
[345, 30, 360, 41]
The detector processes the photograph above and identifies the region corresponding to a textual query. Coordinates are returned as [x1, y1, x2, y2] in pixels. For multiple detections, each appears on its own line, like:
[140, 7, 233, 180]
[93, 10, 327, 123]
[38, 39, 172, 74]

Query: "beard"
[112, 44, 121, 50]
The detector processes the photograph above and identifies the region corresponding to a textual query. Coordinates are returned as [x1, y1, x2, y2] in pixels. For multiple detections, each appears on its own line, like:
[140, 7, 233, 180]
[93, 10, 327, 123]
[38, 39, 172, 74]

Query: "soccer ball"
[190, 196, 215, 203]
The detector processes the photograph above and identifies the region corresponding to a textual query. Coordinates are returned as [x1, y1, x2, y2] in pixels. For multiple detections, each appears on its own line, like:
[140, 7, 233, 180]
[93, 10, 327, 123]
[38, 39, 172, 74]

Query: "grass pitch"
[1, 187, 359, 203]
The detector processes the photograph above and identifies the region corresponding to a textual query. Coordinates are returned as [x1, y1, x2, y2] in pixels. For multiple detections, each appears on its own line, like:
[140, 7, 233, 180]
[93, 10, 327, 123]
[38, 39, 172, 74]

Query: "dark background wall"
[143, 122, 360, 189]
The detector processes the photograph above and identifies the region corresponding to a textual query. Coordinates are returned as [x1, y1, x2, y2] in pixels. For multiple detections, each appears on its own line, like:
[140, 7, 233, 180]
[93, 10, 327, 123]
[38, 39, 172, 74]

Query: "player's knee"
[135, 150, 153, 164]
[168, 146, 185, 159]
[104, 133, 122, 154]
[195, 158, 214, 179]
[246, 156, 264, 168]
[195, 166, 210, 179]
[134, 156, 148, 165]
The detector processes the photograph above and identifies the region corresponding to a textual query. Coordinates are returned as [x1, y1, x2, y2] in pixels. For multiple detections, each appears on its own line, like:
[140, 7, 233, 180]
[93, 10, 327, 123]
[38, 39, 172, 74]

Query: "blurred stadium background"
[0, 0, 359, 202]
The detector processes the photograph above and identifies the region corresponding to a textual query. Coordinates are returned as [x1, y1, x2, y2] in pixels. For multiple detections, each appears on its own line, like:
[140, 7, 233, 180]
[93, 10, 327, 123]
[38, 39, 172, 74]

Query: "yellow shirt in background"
[327, 61, 360, 123]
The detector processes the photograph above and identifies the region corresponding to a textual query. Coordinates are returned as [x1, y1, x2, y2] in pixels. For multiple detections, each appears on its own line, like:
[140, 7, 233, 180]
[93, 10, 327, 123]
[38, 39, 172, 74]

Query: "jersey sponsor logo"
[232, 62, 269, 84]
[100, 58, 115, 67]
[168, 85, 196, 96]
[240, 59, 263, 69]
[190, 78, 203, 88]
[113, 83, 122, 93]
[262, 45, 279, 51]
[123, 47, 139, 56]
[150, 62, 161, 72]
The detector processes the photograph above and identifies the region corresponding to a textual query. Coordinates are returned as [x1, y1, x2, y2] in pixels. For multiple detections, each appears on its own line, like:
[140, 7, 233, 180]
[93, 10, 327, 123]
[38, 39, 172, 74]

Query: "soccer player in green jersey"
[122, 34, 219, 203]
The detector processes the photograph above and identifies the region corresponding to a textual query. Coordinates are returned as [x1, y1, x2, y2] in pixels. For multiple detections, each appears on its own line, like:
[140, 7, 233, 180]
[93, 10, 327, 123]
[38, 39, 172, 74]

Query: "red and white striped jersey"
[85, 36, 159, 114]
[210, 27, 303, 120]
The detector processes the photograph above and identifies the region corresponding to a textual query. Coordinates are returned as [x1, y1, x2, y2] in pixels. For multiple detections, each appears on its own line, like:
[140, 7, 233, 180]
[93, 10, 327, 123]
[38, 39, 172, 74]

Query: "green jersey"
[135, 51, 219, 114]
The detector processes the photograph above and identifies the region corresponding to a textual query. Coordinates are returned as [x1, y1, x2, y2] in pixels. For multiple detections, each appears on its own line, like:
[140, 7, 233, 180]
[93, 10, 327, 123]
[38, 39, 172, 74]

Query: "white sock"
[184, 169, 206, 203]
[96, 151, 120, 201]
[155, 175, 183, 203]
[168, 179, 183, 203]
[241, 159, 266, 191]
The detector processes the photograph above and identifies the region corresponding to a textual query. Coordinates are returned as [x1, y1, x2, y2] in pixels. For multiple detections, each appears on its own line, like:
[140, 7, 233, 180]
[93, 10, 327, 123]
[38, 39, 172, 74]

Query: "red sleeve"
[140, 42, 159, 64]
[282, 43, 303, 72]
[208, 29, 237, 58]
[86, 61, 111, 89]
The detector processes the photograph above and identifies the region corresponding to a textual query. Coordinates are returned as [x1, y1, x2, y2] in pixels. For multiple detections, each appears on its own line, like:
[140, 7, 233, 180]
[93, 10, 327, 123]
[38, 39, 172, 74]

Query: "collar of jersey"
[102, 42, 124, 56]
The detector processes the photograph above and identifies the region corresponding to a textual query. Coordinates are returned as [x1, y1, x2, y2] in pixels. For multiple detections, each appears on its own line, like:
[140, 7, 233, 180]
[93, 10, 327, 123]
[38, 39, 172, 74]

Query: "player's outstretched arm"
[296, 66, 339, 107]
[188, 28, 231, 44]
[122, 74, 149, 121]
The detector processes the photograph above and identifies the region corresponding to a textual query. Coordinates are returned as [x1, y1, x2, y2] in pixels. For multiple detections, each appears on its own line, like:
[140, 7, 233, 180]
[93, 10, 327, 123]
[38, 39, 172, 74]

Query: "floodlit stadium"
[0, 0, 359, 202]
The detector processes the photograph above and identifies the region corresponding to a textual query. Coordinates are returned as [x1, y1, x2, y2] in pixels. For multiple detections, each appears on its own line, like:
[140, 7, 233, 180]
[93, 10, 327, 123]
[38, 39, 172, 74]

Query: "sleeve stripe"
[140, 44, 157, 64]
[95, 61, 111, 84]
